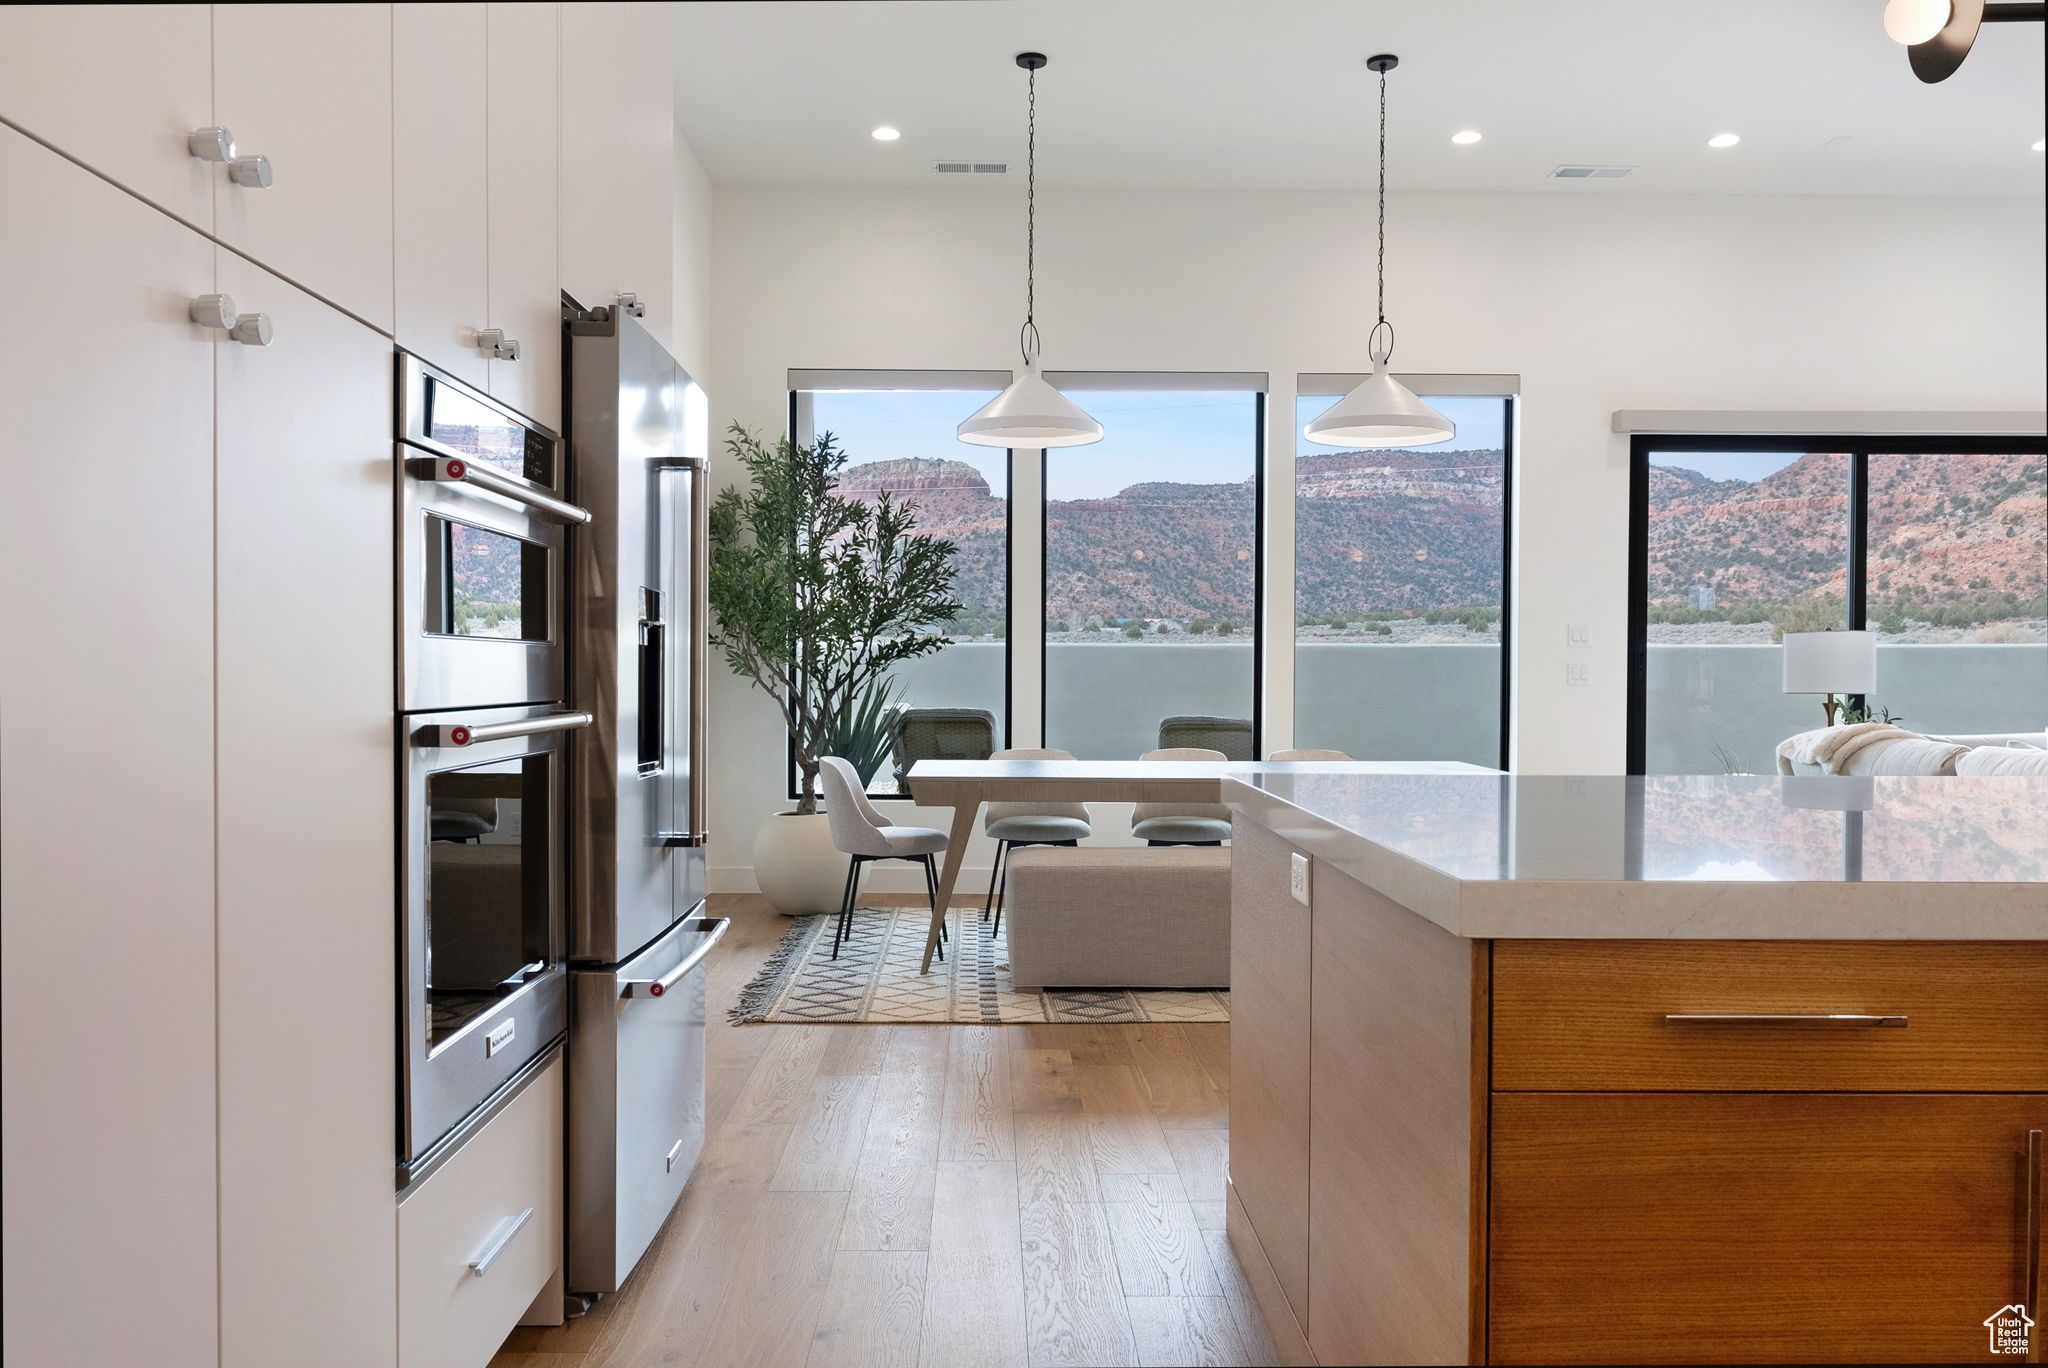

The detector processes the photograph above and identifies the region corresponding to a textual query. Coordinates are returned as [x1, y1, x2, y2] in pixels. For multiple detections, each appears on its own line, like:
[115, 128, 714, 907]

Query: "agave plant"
[829, 676, 902, 792]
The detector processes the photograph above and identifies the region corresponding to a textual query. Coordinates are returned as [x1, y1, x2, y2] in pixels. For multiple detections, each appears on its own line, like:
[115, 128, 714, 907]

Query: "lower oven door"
[567, 911, 728, 1294]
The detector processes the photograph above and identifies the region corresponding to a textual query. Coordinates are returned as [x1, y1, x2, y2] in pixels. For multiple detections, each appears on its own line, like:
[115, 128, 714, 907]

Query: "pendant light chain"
[1376, 65, 1387, 329]
[1023, 62, 1038, 364]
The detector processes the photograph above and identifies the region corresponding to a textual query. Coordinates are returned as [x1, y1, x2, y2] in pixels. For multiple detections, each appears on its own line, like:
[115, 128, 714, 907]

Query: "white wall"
[704, 183, 2047, 889]
[671, 126, 714, 387]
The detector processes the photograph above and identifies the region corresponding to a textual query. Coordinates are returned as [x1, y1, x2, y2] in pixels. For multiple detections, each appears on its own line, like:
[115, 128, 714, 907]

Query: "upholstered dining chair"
[1267, 748, 1353, 761]
[1157, 715, 1254, 760]
[887, 707, 997, 792]
[1130, 746, 1233, 846]
[982, 747, 1091, 937]
[817, 756, 950, 961]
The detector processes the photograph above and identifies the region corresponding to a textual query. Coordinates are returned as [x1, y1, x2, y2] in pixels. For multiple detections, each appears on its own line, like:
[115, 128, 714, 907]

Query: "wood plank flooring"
[493, 894, 1276, 1368]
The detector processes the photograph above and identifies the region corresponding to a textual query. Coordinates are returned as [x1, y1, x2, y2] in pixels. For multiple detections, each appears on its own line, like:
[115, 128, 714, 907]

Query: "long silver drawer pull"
[2026, 1130, 2042, 1328]
[415, 711, 594, 748]
[409, 455, 592, 526]
[1663, 1013, 1908, 1027]
[621, 918, 731, 999]
[658, 829, 710, 848]
[467, 1207, 533, 1278]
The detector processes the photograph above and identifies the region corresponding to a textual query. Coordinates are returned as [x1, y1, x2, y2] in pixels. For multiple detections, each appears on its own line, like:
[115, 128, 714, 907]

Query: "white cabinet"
[0, 4, 215, 228]
[487, 0, 563, 428]
[0, 126, 220, 1368]
[396, 2, 491, 387]
[213, 3, 395, 331]
[213, 248, 398, 1368]
[560, 0, 672, 351]
[399, 1055, 564, 1368]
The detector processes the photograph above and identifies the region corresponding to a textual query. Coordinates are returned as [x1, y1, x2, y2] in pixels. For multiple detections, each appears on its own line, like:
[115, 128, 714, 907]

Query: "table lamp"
[1781, 629, 1876, 727]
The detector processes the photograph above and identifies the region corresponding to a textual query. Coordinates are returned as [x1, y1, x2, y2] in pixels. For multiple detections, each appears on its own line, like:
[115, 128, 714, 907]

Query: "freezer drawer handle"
[415, 712, 594, 748]
[1662, 1013, 1908, 1027]
[621, 918, 731, 999]
[658, 830, 710, 848]
[409, 454, 593, 526]
[467, 1207, 534, 1278]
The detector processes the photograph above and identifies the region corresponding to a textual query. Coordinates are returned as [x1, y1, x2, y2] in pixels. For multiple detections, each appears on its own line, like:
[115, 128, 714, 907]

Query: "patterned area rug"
[730, 905, 1230, 1025]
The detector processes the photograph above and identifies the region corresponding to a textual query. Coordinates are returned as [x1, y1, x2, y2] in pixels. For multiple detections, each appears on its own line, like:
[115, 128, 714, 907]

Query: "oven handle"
[620, 917, 730, 999]
[408, 454, 593, 526]
[414, 711, 594, 749]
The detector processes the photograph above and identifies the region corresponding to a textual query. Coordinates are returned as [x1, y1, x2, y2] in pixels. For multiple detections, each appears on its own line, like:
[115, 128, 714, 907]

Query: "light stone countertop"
[1223, 772, 2048, 940]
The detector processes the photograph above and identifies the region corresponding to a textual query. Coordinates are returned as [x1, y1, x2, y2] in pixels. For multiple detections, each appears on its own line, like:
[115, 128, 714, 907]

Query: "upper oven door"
[397, 354, 584, 714]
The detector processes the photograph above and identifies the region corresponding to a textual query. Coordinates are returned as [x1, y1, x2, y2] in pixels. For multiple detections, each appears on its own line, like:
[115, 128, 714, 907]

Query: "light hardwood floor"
[492, 893, 1276, 1368]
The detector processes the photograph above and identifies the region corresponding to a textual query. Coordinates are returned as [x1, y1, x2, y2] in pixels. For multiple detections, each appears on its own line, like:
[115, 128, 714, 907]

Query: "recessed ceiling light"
[1706, 133, 1741, 149]
[870, 126, 901, 142]
[1450, 129, 1483, 145]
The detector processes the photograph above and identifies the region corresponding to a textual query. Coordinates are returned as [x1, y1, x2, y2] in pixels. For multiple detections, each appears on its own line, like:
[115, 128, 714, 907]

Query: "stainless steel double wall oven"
[397, 358, 589, 1182]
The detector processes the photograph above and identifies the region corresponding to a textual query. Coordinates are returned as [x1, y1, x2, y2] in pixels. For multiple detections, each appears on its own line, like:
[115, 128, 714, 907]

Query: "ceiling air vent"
[932, 161, 1009, 175]
[1549, 164, 1635, 180]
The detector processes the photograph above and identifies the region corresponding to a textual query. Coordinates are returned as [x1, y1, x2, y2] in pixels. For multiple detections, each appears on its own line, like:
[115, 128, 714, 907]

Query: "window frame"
[1036, 375, 1268, 761]
[1624, 432, 2046, 775]
[785, 373, 1017, 798]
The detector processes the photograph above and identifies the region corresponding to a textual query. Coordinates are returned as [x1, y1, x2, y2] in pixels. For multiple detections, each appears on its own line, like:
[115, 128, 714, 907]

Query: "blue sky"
[1648, 450, 1807, 483]
[809, 387, 1513, 500]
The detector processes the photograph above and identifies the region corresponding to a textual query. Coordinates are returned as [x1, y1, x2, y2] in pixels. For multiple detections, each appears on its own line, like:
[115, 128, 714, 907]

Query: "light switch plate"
[1289, 851, 1310, 905]
[1566, 623, 1591, 647]
[1566, 662, 1591, 687]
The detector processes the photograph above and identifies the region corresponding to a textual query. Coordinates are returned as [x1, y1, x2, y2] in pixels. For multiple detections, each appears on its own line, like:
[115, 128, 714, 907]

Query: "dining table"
[902, 757, 1497, 973]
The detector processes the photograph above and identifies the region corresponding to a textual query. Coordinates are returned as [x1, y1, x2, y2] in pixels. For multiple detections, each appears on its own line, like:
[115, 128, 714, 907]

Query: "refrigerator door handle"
[619, 917, 730, 999]
[657, 831, 709, 847]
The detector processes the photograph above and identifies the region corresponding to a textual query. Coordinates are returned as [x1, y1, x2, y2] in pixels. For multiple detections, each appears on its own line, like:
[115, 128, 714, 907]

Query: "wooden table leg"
[920, 800, 980, 974]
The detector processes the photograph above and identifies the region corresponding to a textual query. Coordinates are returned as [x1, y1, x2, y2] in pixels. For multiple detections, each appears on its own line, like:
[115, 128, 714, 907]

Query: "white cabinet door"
[213, 3, 395, 332]
[0, 126, 219, 1368]
[214, 249, 398, 1368]
[0, 4, 214, 227]
[560, 0, 671, 349]
[486, 0, 562, 428]
[396, 1, 490, 387]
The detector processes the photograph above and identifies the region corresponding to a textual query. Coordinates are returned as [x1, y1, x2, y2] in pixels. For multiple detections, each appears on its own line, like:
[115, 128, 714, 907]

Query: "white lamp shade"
[1303, 359, 1456, 447]
[957, 363, 1103, 448]
[1883, 0, 1952, 45]
[1781, 630, 1877, 695]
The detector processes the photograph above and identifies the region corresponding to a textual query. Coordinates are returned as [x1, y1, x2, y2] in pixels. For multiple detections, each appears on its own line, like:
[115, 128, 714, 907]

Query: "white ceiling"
[671, 0, 2046, 196]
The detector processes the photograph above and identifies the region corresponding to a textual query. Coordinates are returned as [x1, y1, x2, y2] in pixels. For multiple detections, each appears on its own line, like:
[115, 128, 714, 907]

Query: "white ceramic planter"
[751, 810, 847, 915]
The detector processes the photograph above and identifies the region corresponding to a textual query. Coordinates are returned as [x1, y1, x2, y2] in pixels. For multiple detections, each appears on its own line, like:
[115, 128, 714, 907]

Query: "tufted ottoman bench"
[1003, 845, 1231, 990]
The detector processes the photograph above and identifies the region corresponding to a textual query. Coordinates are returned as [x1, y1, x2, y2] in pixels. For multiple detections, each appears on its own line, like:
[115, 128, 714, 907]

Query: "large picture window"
[1629, 436, 2046, 775]
[791, 376, 1010, 793]
[1291, 389, 1513, 768]
[1042, 381, 1263, 759]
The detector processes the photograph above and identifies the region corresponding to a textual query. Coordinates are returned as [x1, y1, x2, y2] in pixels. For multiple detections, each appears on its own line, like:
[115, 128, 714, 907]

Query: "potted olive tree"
[709, 424, 961, 913]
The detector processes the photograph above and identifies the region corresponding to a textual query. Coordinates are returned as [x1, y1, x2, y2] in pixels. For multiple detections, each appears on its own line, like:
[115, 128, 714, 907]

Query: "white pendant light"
[959, 53, 1102, 449]
[1305, 54, 1454, 449]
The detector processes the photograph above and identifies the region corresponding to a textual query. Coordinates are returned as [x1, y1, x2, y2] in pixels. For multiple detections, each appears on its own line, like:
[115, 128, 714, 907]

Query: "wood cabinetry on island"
[1223, 773, 2047, 1366]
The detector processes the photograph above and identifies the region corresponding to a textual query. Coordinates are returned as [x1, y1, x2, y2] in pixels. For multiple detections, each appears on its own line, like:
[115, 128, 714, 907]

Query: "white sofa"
[1777, 724, 2048, 777]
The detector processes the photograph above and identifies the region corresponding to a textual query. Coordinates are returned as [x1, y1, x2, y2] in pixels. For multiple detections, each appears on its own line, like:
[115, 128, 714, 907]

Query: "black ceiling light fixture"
[1883, 0, 2044, 82]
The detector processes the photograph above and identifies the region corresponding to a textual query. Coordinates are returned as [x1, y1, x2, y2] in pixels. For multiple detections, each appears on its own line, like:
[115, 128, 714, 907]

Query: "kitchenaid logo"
[1983, 1304, 2034, 1355]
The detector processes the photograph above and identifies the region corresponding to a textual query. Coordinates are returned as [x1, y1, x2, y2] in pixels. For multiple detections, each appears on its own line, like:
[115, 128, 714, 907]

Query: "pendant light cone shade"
[959, 51, 1102, 448]
[1306, 53, 1453, 449]
[1305, 357, 1455, 447]
[958, 361, 1103, 447]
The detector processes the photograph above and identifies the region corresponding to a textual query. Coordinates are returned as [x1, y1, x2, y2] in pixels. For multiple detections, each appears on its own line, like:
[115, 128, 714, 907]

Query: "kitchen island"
[1221, 772, 2047, 1367]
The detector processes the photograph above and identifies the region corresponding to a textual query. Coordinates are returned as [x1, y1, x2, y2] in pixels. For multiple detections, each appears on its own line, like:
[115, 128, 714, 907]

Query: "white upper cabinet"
[213, 3, 396, 331]
[0, 4, 215, 228]
[0, 126, 220, 1368]
[560, 1, 672, 351]
[487, 0, 563, 428]
[395, 2, 491, 387]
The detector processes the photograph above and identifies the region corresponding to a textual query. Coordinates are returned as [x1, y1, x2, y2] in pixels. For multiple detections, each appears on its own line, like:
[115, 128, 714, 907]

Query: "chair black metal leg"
[991, 840, 1010, 938]
[831, 856, 858, 960]
[982, 841, 1001, 922]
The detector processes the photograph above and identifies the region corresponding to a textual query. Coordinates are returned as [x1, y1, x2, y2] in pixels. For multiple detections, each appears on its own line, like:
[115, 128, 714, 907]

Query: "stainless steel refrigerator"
[562, 301, 721, 1297]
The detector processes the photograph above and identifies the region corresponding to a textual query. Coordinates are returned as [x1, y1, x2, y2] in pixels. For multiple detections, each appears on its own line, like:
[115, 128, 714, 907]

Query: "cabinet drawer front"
[1489, 1093, 2047, 1365]
[1493, 940, 2048, 1092]
[399, 1054, 563, 1368]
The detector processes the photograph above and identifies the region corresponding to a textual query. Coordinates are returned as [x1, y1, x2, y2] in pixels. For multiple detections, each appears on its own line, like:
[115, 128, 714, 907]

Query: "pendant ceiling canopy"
[1304, 54, 1454, 450]
[959, 52, 1102, 449]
